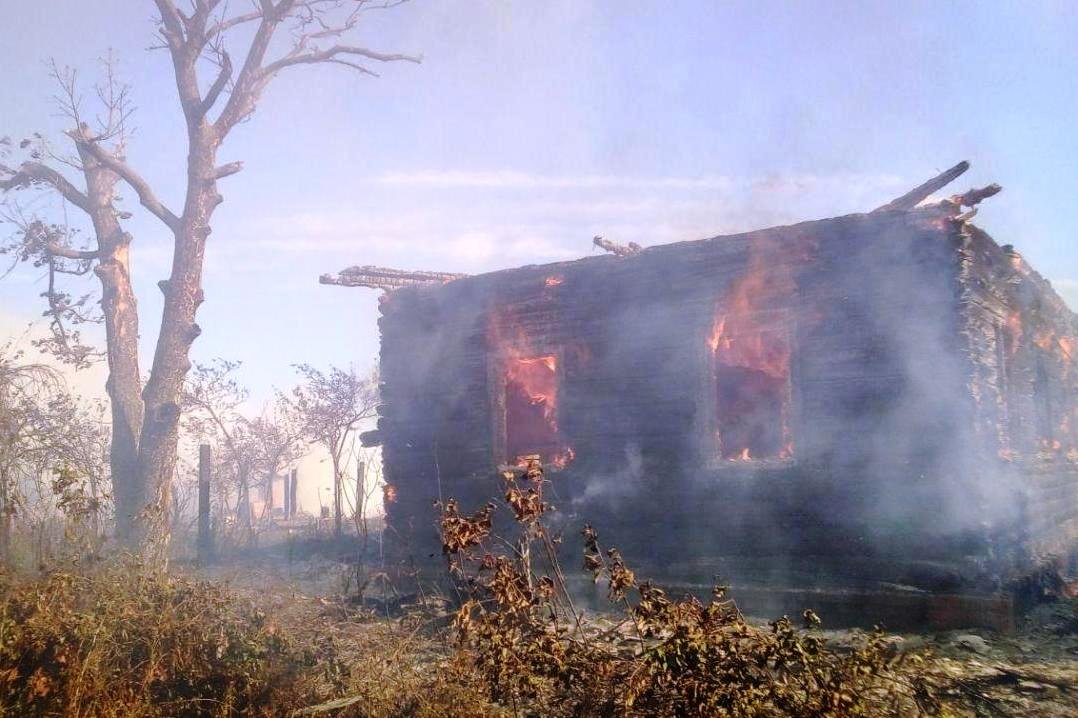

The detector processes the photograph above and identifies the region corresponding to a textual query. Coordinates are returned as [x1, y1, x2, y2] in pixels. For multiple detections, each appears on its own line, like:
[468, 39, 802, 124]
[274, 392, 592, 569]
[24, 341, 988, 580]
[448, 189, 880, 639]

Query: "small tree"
[182, 359, 258, 539]
[182, 359, 302, 548]
[0, 344, 109, 566]
[284, 364, 377, 539]
[246, 411, 304, 521]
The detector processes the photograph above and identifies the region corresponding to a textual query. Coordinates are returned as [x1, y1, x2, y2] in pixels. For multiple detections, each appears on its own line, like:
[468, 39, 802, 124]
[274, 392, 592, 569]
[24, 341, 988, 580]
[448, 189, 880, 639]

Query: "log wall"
[378, 208, 1077, 593]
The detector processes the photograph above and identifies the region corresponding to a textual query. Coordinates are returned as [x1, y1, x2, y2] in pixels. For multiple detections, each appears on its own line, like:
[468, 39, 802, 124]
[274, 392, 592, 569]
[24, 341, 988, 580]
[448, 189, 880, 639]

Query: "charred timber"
[873, 161, 970, 213]
[320, 265, 468, 291]
[360, 429, 383, 447]
[593, 235, 643, 257]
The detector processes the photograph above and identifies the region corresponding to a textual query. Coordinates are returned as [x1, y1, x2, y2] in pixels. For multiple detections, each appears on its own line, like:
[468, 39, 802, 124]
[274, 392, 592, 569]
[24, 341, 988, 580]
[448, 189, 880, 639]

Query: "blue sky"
[2, 0, 1077, 406]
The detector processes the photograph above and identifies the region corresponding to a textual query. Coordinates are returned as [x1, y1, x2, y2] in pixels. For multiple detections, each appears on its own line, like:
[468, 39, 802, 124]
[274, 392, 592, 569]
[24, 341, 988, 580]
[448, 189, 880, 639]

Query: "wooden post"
[334, 470, 343, 538]
[282, 472, 291, 520]
[289, 468, 298, 519]
[238, 466, 251, 529]
[197, 444, 212, 563]
[356, 461, 366, 521]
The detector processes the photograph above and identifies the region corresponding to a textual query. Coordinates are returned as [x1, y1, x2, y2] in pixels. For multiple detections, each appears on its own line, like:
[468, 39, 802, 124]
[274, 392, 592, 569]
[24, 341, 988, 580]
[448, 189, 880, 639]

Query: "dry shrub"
[0, 561, 501, 718]
[442, 458, 949, 717]
[0, 563, 317, 717]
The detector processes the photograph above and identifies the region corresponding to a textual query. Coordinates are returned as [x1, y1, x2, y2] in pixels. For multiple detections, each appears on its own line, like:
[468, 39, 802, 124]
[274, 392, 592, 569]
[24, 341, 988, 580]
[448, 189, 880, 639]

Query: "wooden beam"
[952, 183, 1002, 208]
[593, 235, 642, 257]
[320, 265, 468, 291]
[872, 161, 970, 213]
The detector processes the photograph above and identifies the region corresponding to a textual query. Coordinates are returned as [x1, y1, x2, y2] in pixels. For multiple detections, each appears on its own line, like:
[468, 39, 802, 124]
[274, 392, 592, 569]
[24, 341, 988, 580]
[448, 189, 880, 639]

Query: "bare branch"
[262, 44, 421, 77]
[213, 161, 243, 179]
[199, 50, 232, 116]
[324, 58, 378, 76]
[46, 244, 102, 261]
[212, 4, 289, 132]
[153, 0, 187, 44]
[68, 130, 180, 230]
[204, 8, 265, 39]
[0, 162, 91, 213]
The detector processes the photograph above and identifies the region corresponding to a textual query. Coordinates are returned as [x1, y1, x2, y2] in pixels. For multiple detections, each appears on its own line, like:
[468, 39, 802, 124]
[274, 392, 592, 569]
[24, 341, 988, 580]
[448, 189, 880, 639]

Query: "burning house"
[325, 162, 1077, 627]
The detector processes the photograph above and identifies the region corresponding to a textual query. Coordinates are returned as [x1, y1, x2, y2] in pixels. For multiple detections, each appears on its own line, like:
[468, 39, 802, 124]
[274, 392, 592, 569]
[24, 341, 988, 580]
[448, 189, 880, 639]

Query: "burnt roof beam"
[873, 160, 971, 213]
[320, 264, 468, 292]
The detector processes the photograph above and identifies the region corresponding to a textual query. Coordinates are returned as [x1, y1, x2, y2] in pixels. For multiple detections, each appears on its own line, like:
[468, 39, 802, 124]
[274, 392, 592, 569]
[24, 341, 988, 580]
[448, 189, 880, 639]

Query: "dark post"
[282, 472, 291, 520]
[289, 468, 299, 519]
[197, 443, 213, 563]
[356, 461, 366, 521]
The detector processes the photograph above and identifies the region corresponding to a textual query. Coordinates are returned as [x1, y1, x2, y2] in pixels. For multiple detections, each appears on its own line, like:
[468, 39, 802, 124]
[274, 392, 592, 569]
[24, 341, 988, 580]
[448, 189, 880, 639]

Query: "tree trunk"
[72, 136, 145, 543]
[0, 468, 10, 568]
[333, 461, 343, 539]
[130, 122, 220, 551]
[97, 237, 143, 541]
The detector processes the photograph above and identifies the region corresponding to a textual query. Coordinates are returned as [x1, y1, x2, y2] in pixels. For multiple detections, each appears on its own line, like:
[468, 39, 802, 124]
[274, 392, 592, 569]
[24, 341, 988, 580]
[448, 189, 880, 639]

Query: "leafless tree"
[0, 1, 418, 553]
[341, 441, 386, 597]
[183, 358, 303, 547]
[246, 410, 304, 520]
[0, 343, 109, 566]
[284, 364, 378, 538]
[182, 358, 257, 532]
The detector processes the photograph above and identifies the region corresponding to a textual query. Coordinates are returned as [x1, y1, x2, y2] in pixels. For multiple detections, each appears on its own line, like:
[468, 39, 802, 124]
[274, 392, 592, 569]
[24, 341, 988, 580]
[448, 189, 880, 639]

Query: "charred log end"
[360, 429, 383, 447]
[952, 183, 1003, 208]
[872, 160, 971, 213]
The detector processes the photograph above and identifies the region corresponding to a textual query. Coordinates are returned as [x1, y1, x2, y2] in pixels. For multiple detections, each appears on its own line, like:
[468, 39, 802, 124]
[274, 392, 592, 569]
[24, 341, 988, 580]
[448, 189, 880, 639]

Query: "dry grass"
[0, 457, 1074, 716]
[0, 562, 495, 717]
[0, 564, 315, 717]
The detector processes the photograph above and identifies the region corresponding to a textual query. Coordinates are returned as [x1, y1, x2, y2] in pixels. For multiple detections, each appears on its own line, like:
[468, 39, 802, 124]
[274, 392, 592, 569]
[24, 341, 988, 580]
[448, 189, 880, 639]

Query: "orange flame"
[491, 307, 576, 470]
[544, 275, 564, 287]
[549, 446, 575, 470]
[708, 243, 794, 461]
[1058, 335, 1074, 361]
[506, 355, 560, 427]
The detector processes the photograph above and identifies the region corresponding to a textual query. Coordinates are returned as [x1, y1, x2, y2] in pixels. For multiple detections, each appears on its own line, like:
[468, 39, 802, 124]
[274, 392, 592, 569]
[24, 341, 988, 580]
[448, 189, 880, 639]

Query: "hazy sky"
[2, 0, 1077, 407]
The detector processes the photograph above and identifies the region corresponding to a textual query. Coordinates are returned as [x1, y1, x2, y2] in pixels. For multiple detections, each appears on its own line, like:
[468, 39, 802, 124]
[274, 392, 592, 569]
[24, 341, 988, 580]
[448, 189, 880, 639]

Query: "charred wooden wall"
[378, 208, 1077, 592]
[957, 224, 1078, 564]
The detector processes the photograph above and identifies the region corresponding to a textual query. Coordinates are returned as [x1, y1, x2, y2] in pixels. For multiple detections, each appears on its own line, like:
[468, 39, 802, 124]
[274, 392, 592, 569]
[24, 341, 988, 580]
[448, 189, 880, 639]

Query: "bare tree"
[284, 364, 378, 538]
[0, 1, 418, 552]
[182, 359, 257, 533]
[246, 411, 304, 520]
[0, 343, 109, 566]
[183, 358, 303, 547]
